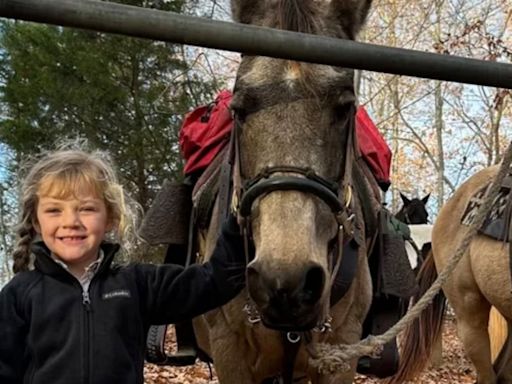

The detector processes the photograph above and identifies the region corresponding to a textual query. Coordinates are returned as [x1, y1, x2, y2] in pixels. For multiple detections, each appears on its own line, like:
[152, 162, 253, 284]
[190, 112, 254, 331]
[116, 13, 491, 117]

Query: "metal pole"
[1, 0, 512, 89]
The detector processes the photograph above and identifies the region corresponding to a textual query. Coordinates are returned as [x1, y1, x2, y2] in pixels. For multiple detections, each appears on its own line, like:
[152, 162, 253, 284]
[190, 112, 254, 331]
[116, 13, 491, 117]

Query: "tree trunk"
[434, 82, 445, 206]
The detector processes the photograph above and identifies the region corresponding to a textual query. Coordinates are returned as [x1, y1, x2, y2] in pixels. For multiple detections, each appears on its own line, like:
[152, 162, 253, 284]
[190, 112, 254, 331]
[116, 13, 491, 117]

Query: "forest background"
[0, 0, 511, 286]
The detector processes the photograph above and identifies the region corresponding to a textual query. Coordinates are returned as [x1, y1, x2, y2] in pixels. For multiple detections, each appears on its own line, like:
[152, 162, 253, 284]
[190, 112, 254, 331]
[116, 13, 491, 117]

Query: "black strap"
[330, 240, 359, 306]
[216, 128, 237, 235]
[280, 332, 303, 384]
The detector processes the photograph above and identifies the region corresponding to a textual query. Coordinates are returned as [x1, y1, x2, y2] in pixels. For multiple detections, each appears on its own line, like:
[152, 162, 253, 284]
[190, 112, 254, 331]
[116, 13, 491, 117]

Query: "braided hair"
[13, 143, 140, 273]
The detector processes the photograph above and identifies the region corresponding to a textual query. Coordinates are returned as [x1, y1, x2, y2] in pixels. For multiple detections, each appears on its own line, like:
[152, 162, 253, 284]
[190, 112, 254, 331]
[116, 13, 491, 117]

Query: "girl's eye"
[80, 206, 97, 212]
[44, 208, 60, 214]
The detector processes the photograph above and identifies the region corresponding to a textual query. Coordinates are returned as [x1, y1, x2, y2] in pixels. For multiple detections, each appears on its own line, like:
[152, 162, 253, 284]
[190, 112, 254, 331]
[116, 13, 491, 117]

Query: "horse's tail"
[386, 248, 446, 384]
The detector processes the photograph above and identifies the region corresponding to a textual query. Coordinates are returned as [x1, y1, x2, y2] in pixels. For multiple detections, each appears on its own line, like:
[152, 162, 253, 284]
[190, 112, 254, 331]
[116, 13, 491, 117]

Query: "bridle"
[225, 94, 363, 384]
[228, 98, 363, 306]
[231, 104, 360, 258]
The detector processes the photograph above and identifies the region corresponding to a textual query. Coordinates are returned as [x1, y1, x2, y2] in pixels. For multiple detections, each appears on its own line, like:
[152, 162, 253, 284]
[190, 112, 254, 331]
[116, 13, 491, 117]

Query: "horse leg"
[209, 320, 258, 384]
[455, 301, 496, 384]
[195, 305, 257, 384]
[210, 329, 256, 383]
[494, 320, 512, 384]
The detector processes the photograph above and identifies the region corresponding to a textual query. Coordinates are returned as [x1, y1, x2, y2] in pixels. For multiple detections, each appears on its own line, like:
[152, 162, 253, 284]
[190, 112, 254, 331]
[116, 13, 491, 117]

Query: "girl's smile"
[35, 193, 111, 277]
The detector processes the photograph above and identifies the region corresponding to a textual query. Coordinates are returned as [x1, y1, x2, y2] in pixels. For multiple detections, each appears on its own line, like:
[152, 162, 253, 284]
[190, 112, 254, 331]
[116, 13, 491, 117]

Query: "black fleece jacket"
[0, 217, 245, 384]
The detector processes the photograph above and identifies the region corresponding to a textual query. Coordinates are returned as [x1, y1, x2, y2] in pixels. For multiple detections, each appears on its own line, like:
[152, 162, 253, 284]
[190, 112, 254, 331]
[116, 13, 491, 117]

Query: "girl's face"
[35, 189, 111, 276]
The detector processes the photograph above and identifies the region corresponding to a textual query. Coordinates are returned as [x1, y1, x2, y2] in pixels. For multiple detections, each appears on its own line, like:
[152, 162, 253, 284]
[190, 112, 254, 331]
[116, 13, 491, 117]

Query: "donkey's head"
[396, 192, 430, 225]
[232, 0, 372, 331]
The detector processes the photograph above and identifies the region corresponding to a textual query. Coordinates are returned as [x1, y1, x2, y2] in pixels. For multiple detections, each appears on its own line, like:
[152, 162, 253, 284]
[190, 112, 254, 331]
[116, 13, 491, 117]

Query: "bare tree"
[359, 0, 511, 216]
[0, 166, 16, 287]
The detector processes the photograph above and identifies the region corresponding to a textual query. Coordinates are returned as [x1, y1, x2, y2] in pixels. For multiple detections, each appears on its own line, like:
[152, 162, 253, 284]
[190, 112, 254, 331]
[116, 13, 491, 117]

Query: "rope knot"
[308, 336, 384, 374]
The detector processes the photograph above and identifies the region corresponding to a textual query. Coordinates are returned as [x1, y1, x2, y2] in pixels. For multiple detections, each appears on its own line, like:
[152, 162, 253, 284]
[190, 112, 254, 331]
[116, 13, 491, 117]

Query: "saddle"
[139, 143, 233, 367]
[138, 176, 201, 366]
[461, 171, 512, 242]
[461, 169, 512, 295]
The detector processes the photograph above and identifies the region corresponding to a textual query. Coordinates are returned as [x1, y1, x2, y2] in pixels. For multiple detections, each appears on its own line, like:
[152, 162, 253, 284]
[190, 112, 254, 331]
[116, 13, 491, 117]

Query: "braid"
[12, 166, 39, 274]
[13, 223, 36, 274]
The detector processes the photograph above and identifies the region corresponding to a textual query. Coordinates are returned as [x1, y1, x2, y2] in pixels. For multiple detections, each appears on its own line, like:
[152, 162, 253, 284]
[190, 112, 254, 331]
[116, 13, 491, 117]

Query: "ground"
[143, 315, 475, 384]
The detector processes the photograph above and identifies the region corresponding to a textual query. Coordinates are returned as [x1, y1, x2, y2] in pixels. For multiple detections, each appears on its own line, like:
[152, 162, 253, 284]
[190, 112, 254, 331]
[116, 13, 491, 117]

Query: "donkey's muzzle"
[246, 261, 326, 331]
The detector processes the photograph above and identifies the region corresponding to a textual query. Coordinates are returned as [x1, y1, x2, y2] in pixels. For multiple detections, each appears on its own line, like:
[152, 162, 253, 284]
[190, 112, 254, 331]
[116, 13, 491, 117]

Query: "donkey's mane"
[278, 0, 322, 34]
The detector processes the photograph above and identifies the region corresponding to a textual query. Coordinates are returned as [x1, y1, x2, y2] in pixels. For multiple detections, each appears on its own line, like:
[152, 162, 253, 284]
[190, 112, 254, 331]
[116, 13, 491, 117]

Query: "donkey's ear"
[231, 0, 263, 24]
[400, 192, 411, 205]
[421, 193, 431, 205]
[328, 0, 373, 39]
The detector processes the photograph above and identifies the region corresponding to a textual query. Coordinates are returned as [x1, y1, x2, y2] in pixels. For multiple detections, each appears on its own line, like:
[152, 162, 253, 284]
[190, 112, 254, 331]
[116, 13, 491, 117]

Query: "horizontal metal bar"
[1, 0, 511, 89]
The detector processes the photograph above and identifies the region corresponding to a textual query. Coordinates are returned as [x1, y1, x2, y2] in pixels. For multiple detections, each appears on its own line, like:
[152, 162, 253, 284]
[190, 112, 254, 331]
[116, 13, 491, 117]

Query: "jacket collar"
[32, 241, 120, 279]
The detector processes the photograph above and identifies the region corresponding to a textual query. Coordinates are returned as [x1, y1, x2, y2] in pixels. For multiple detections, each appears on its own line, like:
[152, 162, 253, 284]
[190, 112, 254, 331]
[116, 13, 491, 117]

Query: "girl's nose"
[62, 210, 81, 227]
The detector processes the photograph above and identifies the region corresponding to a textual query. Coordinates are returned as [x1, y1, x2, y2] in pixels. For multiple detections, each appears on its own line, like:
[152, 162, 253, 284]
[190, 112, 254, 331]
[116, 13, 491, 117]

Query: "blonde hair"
[13, 142, 140, 273]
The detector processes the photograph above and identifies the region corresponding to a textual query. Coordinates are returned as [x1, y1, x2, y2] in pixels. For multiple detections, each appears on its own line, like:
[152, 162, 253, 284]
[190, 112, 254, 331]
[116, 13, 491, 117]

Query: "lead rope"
[309, 140, 512, 374]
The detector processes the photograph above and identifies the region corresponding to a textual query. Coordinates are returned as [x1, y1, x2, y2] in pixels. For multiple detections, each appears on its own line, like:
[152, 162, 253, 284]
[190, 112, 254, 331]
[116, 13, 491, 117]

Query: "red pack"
[179, 90, 234, 175]
[180, 91, 392, 191]
[355, 105, 392, 191]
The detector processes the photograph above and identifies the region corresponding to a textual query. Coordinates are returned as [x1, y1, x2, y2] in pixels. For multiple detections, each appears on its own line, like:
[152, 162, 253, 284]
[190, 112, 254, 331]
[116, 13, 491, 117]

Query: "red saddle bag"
[179, 90, 234, 175]
[355, 105, 392, 191]
[179, 91, 392, 191]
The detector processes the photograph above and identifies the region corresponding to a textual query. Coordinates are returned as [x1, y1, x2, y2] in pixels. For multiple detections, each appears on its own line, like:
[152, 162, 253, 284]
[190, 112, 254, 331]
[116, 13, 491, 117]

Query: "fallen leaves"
[144, 315, 475, 383]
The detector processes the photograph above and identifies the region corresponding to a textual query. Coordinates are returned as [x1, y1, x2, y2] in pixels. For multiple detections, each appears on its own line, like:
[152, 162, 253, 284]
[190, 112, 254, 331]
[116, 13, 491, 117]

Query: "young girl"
[0, 147, 246, 384]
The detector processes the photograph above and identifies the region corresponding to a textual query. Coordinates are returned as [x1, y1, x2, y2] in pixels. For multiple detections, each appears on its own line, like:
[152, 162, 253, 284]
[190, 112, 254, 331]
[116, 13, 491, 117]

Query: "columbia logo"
[102, 290, 131, 300]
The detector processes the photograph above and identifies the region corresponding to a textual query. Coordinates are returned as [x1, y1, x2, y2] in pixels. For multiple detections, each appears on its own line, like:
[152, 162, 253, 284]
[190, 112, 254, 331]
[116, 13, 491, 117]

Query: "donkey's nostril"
[246, 264, 268, 305]
[301, 265, 325, 305]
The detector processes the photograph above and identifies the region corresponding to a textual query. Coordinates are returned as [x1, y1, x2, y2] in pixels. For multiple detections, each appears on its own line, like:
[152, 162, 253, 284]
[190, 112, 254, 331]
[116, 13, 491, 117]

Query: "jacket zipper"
[82, 289, 92, 384]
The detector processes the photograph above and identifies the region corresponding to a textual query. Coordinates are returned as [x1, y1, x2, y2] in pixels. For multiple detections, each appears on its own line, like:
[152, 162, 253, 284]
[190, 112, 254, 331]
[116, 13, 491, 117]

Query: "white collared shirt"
[51, 250, 105, 292]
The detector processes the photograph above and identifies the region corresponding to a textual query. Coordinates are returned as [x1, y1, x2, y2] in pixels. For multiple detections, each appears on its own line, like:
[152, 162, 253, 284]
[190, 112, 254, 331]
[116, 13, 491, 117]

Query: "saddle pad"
[377, 209, 418, 298]
[138, 180, 192, 245]
[380, 232, 418, 298]
[461, 182, 511, 242]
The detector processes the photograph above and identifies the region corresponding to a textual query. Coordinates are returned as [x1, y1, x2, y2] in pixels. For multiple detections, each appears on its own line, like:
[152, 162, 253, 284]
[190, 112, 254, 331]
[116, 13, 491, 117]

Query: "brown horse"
[192, 1, 377, 383]
[389, 165, 512, 384]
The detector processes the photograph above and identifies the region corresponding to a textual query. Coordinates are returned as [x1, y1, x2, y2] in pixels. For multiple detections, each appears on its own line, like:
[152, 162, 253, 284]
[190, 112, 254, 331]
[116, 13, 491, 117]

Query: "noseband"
[239, 166, 344, 217]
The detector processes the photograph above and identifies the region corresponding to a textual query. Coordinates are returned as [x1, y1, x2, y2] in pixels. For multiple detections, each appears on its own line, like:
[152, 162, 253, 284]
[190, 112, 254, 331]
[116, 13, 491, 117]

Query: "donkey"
[191, 1, 377, 383]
